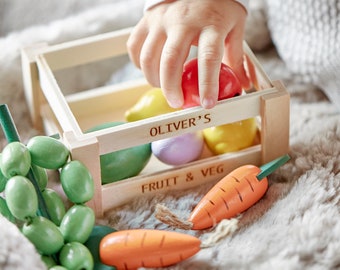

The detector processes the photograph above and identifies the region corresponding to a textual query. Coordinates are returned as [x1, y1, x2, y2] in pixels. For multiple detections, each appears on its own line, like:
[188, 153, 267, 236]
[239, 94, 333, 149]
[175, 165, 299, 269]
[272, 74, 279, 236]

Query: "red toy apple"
[181, 58, 242, 108]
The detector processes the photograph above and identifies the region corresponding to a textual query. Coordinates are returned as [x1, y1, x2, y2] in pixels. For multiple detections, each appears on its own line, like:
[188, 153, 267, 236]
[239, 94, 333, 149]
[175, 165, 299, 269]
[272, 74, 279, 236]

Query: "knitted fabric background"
[265, 0, 340, 110]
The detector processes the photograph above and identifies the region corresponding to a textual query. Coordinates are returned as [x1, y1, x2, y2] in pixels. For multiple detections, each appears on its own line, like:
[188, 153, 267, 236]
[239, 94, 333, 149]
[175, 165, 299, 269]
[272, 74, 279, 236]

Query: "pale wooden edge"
[38, 27, 133, 71]
[260, 80, 290, 163]
[243, 41, 272, 90]
[21, 43, 48, 130]
[35, 54, 83, 136]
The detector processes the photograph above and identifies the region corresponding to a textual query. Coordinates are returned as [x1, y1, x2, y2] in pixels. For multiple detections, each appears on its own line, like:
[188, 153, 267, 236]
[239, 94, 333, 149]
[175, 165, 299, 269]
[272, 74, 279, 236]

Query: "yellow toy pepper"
[203, 118, 258, 155]
[125, 88, 179, 122]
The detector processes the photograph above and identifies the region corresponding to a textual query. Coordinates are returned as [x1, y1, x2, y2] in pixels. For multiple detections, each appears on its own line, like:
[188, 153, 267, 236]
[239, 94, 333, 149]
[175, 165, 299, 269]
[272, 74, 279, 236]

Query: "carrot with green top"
[156, 155, 290, 230]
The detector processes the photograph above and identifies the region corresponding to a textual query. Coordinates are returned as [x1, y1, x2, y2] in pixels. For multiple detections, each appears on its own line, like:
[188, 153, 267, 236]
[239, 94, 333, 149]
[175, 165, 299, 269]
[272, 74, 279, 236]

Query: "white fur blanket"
[1, 1, 340, 270]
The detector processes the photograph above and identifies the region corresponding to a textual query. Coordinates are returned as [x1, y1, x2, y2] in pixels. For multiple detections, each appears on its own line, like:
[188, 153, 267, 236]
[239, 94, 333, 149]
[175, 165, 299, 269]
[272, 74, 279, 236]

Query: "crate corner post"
[21, 43, 49, 131]
[260, 80, 290, 164]
[63, 131, 104, 218]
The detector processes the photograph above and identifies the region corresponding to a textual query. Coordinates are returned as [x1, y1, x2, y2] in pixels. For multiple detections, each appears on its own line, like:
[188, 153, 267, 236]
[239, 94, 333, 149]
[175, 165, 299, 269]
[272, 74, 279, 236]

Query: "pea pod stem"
[0, 104, 51, 220]
[0, 104, 21, 142]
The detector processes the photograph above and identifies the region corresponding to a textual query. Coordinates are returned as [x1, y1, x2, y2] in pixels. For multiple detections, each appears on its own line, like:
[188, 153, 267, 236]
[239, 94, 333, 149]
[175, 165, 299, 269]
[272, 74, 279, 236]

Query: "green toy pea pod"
[27, 136, 70, 169]
[22, 216, 64, 255]
[0, 157, 8, 192]
[31, 164, 48, 191]
[41, 188, 66, 226]
[59, 242, 94, 270]
[60, 160, 94, 204]
[41, 255, 57, 269]
[5, 175, 38, 221]
[0, 197, 16, 223]
[0, 141, 31, 178]
[59, 204, 95, 244]
[50, 266, 68, 270]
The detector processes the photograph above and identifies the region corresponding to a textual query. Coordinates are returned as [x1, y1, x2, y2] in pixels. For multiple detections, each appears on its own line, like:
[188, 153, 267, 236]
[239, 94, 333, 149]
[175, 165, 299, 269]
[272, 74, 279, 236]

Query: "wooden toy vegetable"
[31, 164, 48, 191]
[86, 121, 152, 184]
[41, 188, 66, 226]
[5, 175, 38, 220]
[156, 155, 290, 230]
[41, 255, 58, 269]
[21, 215, 65, 255]
[203, 118, 258, 155]
[59, 242, 94, 270]
[151, 131, 204, 165]
[1, 141, 31, 178]
[27, 135, 70, 169]
[0, 196, 15, 223]
[60, 160, 94, 204]
[125, 87, 179, 121]
[181, 58, 242, 108]
[0, 157, 7, 192]
[59, 204, 95, 244]
[100, 229, 201, 269]
[0, 104, 97, 269]
[49, 266, 68, 270]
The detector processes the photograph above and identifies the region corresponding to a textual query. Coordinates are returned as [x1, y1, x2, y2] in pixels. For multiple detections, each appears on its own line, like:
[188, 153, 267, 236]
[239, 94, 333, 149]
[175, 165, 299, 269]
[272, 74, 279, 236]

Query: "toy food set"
[0, 103, 290, 269]
[20, 27, 290, 220]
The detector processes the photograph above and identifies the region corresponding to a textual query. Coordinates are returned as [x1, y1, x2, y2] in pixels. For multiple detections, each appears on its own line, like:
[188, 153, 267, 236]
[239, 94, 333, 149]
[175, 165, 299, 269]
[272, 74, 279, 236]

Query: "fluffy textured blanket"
[1, 1, 340, 270]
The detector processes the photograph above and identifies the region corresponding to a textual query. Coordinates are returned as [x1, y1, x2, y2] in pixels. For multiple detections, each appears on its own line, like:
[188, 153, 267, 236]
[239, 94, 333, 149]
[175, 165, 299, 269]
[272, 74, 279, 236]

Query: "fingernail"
[202, 97, 215, 109]
[168, 98, 183, 109]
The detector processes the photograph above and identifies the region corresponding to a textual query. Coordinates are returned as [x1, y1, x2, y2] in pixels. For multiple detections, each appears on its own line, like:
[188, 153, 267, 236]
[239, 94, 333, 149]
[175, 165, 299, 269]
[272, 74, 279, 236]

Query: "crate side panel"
[87, 89, 275, 155]
[102, 145, 261, 211]
[42, 28, 131, 71]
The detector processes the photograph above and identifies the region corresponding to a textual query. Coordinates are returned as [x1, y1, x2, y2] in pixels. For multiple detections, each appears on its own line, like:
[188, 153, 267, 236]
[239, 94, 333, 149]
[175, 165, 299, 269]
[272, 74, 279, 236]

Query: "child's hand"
[127, 0, 250, 109]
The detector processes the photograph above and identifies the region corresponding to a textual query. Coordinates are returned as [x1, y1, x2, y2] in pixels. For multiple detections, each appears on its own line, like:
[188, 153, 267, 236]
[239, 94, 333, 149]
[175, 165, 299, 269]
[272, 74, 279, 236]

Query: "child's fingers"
[127, 21, 149, 69]
[223, 25, 251, 90]
[159, 28, 194, 108]
[197, 27, 225, 109]
[139, 30, 166, 87]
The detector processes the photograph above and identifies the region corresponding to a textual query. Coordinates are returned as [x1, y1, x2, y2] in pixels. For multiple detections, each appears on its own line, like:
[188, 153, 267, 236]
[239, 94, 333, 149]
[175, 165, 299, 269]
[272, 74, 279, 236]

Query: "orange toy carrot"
[99, 229, 201, 270]
[156, 155, 290, 230]
[189, 164, 267, 229]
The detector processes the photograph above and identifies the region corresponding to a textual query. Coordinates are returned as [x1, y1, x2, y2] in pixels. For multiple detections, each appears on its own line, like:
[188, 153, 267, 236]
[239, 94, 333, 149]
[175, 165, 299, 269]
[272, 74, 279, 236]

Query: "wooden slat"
[36, 54, 83, 136]
[21, 43, 48, 130]
[40, 28, 132, 71]
[243, 42, 272, 90]
[81, 88, 277, 155]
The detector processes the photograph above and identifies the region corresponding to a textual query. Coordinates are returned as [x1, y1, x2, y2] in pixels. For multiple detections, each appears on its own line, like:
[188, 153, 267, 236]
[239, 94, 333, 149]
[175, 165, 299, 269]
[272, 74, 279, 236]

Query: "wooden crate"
[21, 27, 290, 217]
